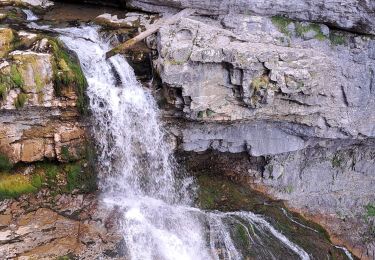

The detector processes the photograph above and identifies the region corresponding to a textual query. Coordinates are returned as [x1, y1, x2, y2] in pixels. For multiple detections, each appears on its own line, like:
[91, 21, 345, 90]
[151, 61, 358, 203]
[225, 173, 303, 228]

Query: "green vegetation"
[49, 38, 88, 114]
[65, 163, 82, 192]
[0, 63, 25, 102]
[0, 173, 40, 199]
[61, 146, 72, 161]
[56, 253, 77, 260]
[5, 9, 23, 22]
[0, 64, 24, 92]
[0, 156, 97, 200]
[10, 65, 23, 88]
[234, 223, 251, 248]
[0, 154, 12, 171]
[198, 109, 216, 119]
[31, 174, 43, 188]
[44, 164, 58, 186]
[251, 75, 270, 91]
[295, 22, 326, 41]
[284, 185, 294, 194]
[197, 111, 205, 119]
[14, 93, 28, 108]
[10, 31, 23, 51]
[329, 32, 346, 46]
[0, 83, 7, 100]
[206, 109, 215, 117]
[366, 204, 375, 217]
[331, 153, 343, 168]
[271, 16, 293, 35]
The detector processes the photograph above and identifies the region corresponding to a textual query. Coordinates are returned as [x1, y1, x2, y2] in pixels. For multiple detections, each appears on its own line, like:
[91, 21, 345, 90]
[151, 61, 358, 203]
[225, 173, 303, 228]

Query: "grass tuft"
[10, 65, 23, 88]
[14, 93, 28, 108]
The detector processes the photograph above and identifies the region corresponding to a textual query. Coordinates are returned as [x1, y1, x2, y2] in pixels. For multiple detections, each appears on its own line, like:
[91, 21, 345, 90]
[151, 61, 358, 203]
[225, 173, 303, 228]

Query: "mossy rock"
[196, 174, 352, 259]
[295, 22, 327, 41]
[48, 38, 88, 114]
[0, 160, 96, 201]
[10, 51, 53, 93]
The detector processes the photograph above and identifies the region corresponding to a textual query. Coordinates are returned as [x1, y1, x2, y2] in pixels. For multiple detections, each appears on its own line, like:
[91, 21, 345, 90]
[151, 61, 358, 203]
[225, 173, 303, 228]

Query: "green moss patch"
[0, 173, 41, 199]
[366, 204, 375, 217]
[271, 16, 293, 36]
[329, 32, 346, 46]
[196, 173, 349, 259]
[295, 22, 326, 41]
[0, 158, 97, 201]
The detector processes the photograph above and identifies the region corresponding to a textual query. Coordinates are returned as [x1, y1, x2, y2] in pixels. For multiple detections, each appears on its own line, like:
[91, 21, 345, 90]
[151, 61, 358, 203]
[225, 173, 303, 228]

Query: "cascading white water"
[23, 9, 39, 21]
[57, 25, 311, 260]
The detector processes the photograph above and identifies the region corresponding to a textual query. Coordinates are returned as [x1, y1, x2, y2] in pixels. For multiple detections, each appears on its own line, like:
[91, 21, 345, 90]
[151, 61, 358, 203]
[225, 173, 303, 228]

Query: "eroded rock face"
[0, 193, 124, 259]
[126, 0, 375, 35]
[0, 28, 87, 164]
[259, 143, 375, 258]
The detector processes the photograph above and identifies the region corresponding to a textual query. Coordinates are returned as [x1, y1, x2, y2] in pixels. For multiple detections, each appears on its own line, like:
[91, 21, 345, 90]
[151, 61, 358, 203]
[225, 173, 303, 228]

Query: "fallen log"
[105, 8, 195, 59]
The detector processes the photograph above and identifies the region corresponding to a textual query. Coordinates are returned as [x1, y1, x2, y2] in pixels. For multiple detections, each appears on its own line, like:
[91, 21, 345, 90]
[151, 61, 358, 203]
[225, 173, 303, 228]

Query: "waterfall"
[57, 25, 311, 260]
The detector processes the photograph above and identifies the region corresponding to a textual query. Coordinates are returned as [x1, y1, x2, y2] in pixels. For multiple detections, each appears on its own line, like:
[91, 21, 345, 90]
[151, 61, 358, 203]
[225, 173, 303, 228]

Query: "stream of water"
[55, 25, 313, 260]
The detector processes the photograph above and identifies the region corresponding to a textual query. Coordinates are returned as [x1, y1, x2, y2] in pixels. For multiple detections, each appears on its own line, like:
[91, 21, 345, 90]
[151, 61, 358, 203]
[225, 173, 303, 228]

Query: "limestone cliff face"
[126, 0, 375, 35]
[135, 3, 375, 258]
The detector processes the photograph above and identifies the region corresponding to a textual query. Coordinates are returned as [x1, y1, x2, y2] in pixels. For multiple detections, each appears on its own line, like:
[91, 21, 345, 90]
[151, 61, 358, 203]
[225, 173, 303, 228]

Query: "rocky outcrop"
[0, 26, 88, 164]
[149, 10, 375, 259]
[126, 0, 375, 35]
[0, 193, 123, 259]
